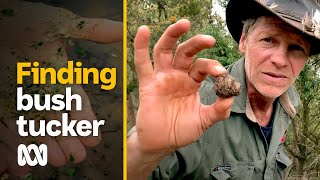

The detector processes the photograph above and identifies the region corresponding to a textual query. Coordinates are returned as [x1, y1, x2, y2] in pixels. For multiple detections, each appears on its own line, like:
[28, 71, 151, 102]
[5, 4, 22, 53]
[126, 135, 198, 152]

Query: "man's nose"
[270, 47, 288, 68]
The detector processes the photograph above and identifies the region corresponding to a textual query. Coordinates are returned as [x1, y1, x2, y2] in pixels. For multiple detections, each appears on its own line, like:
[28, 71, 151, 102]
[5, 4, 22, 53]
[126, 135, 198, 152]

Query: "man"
[128, 0, 320, 179]
[0, 0, 122, 176]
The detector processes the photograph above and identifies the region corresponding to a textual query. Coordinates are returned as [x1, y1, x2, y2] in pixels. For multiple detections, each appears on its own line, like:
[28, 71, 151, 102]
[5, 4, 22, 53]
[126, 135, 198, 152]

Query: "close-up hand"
[0, 83, 101, 178]
[133, 19, 234, 153]
[0, 122, 30, 176]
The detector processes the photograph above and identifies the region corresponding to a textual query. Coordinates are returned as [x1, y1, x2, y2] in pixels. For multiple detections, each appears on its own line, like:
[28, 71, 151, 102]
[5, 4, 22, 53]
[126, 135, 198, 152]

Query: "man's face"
[239, 16, 310, 99]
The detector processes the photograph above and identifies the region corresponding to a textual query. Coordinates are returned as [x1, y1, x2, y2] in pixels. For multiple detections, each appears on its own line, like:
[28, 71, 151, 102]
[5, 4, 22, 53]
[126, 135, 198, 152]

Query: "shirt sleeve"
[148, 139, 205, 179]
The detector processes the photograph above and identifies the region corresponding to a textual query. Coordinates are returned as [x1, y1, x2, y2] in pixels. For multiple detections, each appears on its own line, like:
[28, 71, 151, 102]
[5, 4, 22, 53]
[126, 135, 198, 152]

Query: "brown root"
[214, 74, 240, 98]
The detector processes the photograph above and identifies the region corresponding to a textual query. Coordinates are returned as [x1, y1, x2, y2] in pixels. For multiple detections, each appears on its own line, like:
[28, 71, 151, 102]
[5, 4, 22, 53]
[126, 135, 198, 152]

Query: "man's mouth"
[263, 72, 287, 78]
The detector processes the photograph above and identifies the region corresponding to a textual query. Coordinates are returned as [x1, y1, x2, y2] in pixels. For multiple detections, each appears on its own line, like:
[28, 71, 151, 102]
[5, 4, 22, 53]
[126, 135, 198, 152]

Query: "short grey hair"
[242, 18, 257, 36]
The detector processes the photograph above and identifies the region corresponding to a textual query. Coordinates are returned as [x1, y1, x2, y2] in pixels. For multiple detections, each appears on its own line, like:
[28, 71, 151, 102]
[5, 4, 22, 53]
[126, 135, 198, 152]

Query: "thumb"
[201, 97, 234, 129]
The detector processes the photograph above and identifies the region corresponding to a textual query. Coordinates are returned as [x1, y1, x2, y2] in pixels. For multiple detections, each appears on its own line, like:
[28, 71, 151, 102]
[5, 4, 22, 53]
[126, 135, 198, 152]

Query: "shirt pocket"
[274, 148, 292, 179]
[210, 161, 255, 180]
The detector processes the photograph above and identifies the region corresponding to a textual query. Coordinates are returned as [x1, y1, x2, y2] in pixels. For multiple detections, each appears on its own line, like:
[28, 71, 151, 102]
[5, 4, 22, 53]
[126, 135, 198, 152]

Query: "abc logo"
[17, 144, 48, 166]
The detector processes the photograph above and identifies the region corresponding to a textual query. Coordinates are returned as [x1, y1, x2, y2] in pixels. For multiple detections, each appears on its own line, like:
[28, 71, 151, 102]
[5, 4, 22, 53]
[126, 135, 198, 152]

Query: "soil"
[214, 74, 240, 98]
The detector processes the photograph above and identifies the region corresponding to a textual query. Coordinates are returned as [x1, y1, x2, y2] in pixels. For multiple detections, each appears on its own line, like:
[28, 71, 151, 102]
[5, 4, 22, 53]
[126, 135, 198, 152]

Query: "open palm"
[133, 19, 234, 153]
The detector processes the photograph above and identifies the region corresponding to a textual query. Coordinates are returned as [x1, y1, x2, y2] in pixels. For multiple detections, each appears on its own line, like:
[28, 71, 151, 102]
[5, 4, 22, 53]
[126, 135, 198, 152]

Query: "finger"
[4, 117, 34, 149]
[153, 19, 190, 70]
[4, 119, 37, 169]
[70, 85, 101, 147]
[0, 121, 24, 153]
[173, 35, 215, 70]
[0, 123, 31, 176]
[70, 17, 123, 43]
[35, 135, 66, 167]
[7, 146, 31, 176]
[188, 58, 227, 82]
[46, 111, 86, 166]
[201, 97, 234, 129]
[51, 111, 86, 164]
[56, 136, 86, 163]
[35, 111, 67, 166]
[134, 25, 154, 84]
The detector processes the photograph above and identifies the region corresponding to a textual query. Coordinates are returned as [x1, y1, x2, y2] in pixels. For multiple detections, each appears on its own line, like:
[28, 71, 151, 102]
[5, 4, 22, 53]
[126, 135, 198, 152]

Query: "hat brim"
[226, 0, 320, 56]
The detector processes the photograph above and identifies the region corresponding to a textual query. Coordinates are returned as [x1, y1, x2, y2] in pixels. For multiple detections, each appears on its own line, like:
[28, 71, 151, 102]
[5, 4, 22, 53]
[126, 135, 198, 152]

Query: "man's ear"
[239, 32, 246, 54]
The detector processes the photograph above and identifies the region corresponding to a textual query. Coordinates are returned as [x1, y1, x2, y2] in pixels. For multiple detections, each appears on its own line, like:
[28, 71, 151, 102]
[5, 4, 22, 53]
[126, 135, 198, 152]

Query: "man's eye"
[289, 45, 305, 52]
[262, 37, 273, 43]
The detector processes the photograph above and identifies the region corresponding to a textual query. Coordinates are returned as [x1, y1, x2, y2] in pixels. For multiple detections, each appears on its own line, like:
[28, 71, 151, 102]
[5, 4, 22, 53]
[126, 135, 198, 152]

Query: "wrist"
[127, 133, 171, 179]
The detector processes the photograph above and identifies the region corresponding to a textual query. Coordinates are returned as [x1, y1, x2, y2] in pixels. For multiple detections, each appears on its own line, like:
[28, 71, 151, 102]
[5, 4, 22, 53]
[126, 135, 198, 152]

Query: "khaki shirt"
[148, 58, 299, 180]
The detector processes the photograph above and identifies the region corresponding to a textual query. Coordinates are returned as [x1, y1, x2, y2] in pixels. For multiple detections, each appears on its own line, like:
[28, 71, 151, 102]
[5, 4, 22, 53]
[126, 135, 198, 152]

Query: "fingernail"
[178, 19, 190, 23]
[202, 35, 215, 40]
[202, 35, 215, 45]
[215, 66, 226, 72]
[139, 25, 148, 30]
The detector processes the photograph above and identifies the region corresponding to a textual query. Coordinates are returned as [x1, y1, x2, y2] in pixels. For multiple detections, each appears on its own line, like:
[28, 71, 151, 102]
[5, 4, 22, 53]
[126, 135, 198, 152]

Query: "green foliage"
[178, 0, 201, 17]
[196, 24, 240, 66]
[69, 154, 75, 163]
[1, 8, 14, 17]
[22, 173, 33, 180]
[127, 0, 240, 92]
[64, 167, 77, 176]
[285, 55, 320, 178]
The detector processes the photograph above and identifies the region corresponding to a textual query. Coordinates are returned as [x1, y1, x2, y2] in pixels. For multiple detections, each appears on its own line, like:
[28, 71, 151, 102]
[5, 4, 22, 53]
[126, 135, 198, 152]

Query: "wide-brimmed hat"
[226, 0, 320, 55]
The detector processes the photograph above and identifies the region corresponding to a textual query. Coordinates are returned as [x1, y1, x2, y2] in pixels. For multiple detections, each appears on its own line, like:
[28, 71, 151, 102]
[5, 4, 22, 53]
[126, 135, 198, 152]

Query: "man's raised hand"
[133, 19, 235, 154]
